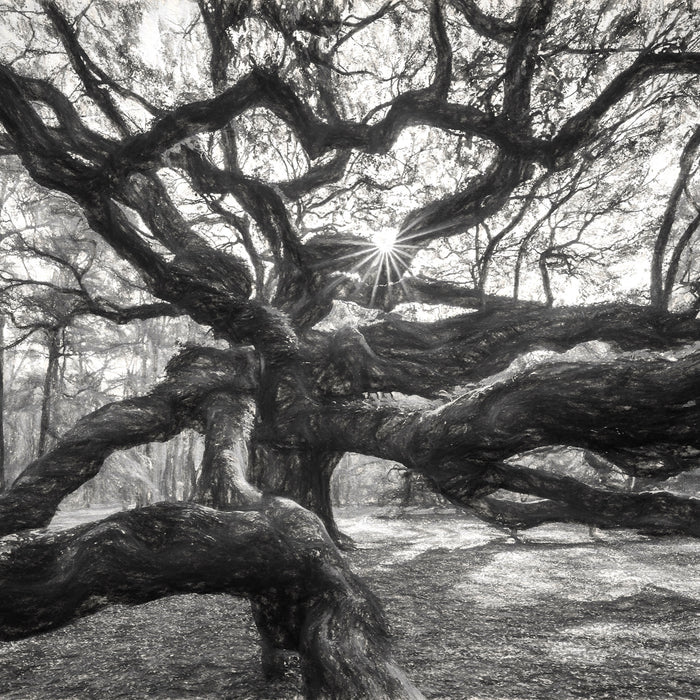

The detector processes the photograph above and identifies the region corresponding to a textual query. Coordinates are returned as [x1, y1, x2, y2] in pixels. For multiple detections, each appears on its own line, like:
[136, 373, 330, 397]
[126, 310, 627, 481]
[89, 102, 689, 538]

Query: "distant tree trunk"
[662, 210, 700, 308]
[185, 431, 198, 499]
[539, 252, 554, 307]
[37, 327, 62, 457]
[330, 453, 350, 507]
[160, 439, 179, 500]
[400, 469, 413, 508]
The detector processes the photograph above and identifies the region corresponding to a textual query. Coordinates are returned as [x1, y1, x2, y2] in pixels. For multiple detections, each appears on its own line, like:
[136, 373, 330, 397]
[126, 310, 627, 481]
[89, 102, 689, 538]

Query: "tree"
[1, 1, 700, 697]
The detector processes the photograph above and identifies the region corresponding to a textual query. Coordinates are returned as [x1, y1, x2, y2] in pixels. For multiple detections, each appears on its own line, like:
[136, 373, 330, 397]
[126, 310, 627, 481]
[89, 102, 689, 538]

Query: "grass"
[0, 506, 698, 699]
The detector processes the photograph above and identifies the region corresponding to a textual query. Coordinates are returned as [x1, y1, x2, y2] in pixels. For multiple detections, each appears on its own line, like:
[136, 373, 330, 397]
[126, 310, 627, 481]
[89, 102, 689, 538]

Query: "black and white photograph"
[0, 1, 698, 698]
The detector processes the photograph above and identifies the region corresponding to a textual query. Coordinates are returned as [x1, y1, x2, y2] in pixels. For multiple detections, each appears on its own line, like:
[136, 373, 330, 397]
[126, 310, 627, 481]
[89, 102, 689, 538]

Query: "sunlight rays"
[309, 213, 469, 310]
[312, 227, 417, 308]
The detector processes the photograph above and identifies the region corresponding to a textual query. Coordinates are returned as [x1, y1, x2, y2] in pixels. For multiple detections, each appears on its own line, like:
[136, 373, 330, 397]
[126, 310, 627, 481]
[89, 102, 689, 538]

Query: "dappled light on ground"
[0, 506, 697, 699]
[335, 506, 497, 562]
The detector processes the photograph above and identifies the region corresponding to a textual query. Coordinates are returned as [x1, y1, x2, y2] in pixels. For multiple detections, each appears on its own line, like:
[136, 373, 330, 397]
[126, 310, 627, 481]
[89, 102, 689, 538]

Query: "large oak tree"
[1, 1, 699, 697]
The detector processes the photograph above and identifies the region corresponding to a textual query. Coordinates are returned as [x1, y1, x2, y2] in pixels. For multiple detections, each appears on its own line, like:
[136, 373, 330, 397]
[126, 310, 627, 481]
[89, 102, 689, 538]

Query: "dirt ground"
[0, 506, 698, 699]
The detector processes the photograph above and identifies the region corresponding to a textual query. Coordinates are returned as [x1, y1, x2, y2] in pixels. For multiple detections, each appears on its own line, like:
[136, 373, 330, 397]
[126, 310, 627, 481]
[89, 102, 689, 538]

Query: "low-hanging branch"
[286, 350, 700, 536]
[483, 462, 699, 536]
[0, 499, 424, 700]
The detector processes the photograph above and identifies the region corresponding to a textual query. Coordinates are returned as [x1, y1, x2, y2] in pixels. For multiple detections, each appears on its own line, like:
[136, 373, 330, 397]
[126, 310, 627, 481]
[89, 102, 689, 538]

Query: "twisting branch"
[0, 346, 259, 536]
[551, 52, 700, 163]
[287, 348, 700, 536]
[40, 0, 132, 135]
[0, 500, 424, 699]
[428, 0, 452, 98]
[502, 0, 555, 119]
[304, 303, 700, 398]
[449, 0, 516, 44]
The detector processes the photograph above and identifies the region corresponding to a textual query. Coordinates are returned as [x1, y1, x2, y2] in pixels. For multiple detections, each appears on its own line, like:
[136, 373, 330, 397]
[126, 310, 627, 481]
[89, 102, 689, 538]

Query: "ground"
[0, 507, 698, 699]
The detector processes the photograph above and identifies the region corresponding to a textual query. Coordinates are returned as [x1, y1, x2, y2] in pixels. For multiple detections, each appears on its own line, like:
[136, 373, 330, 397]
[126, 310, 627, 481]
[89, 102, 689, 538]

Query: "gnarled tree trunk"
[250, 445, 347, 546]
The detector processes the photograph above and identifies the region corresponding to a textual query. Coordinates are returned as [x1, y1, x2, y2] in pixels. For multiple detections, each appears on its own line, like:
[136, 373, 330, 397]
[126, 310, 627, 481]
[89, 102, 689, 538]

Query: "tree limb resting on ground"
[0, 500, 424, 700]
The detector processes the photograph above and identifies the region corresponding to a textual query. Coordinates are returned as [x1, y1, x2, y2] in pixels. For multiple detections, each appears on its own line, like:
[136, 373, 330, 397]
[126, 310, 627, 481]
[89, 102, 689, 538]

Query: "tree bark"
[481, 462, 700, 536]
[192, 392, 260, 509]
[289, 351, 700, 536]
[0, 500, 424, 700]
[310, 304, 700, 398]
[250, 445, 348, 546]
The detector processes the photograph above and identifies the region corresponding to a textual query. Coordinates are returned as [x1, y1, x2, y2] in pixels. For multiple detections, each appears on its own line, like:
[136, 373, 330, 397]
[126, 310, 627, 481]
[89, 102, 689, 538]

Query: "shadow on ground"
[0, 506, 697, 699]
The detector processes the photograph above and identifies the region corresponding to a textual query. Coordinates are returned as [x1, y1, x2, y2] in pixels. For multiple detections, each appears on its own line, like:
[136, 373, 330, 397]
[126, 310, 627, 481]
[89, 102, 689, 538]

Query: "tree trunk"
[37, 327, 62, 457]
[0, 500, 423, 700]
[538, 252, 554, 307]
[250, 444, 347, 546]
[192, 392, 259, 508]
[185, 430, 198, 499]
[400, 469, 413, 508]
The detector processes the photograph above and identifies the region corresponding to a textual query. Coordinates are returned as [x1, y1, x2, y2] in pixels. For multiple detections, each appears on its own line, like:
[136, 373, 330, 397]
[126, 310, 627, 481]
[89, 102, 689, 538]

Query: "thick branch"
[551, 52, 700, 163]
[287, 350, 700, 535]
[309, 304, 700, 398]
[0, 347, 258, 535]
[484, 463, 700, 536]
[502, 0, 554, 119]
[469, 494, 574, 530]
[41, 0, 131, 135]
[428, 0, 452, 98]
[398, 156, 528, 245]
[0, 500, 423, 699]
[449, 0, 516, 44]
[78, 193, 299, 358]
[79, 300, 182, 324]
[335, 273, 543, 312]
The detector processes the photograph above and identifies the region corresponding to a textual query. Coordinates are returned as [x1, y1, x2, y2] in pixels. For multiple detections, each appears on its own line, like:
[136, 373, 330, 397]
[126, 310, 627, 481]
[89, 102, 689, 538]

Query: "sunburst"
[312, 226, 433, 307]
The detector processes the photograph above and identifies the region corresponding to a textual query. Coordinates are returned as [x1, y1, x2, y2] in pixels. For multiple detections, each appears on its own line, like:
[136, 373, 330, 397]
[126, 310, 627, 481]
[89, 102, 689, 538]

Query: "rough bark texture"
[484, 463, 699, 536]
[0, 500, 424, 700]
[250, 446, 346, 546]
[311, 304, 700, 398]
[192, 392, 259, 509]
[2, 1, 700, 693]
[288, 351, 700, 536]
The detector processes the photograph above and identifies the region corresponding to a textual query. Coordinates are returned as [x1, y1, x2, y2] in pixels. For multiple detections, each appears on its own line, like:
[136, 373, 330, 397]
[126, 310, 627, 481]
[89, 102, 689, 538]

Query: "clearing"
[0, 506, 698, 699]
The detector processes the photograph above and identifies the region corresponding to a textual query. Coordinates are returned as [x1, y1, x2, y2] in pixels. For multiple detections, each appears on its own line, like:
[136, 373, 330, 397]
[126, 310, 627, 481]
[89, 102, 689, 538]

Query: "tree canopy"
[0, 1, 699, 697]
